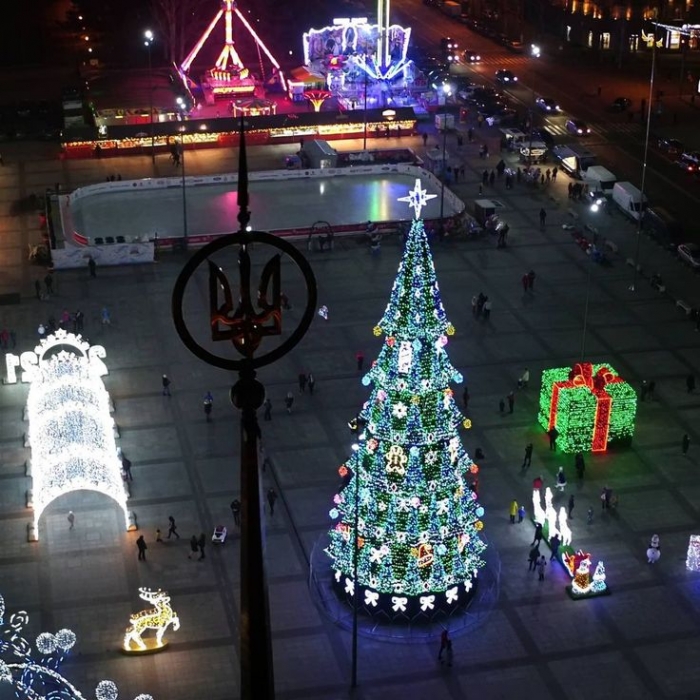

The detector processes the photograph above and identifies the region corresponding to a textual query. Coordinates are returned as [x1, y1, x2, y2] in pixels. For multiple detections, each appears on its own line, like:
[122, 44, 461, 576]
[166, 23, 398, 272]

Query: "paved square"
[1, 133, 699, 699]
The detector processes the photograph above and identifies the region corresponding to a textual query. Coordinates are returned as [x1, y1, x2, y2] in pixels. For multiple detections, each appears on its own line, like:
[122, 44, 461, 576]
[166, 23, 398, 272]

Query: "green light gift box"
[538, 363, 637, 453]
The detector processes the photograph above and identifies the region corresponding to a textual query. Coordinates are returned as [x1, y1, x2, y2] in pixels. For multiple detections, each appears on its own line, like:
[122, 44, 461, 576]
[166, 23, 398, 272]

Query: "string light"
[326, 180, 486, 617]
[538, 363, 637, 453]
[0, 590, 153, 699]
[24, 334, 128, 536]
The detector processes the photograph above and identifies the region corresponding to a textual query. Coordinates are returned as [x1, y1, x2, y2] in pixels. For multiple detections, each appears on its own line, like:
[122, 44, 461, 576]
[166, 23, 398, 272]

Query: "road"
[392, 0, 700, 238]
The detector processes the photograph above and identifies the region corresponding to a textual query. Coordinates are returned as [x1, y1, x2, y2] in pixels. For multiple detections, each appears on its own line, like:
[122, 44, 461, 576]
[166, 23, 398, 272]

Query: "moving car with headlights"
[462, 49, 481, 62]
[495, 69, 518, 84]
[676, 151, 700, 173]
[565, 119, 591, 136]
[480, 106, 518, 126]
[535, 97, 560, 113]
[678, 243, 700, 269]
[657, 137, 684, 155]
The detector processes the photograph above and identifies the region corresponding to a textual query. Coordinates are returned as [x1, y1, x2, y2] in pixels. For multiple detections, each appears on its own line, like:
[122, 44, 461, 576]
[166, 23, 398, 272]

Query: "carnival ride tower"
[181, 0, 286, 96]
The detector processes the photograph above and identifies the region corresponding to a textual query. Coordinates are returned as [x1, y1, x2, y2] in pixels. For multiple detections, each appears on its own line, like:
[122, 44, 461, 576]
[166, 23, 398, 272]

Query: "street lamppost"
[438, 84, 452, 234]
[177, 99, 189, 249]
[144, 29, 155, 164]
[630, 31, 657, 292]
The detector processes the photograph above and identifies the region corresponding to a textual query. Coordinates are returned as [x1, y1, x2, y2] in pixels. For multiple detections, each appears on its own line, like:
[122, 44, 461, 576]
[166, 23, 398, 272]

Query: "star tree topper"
[398, 179, 437, 220]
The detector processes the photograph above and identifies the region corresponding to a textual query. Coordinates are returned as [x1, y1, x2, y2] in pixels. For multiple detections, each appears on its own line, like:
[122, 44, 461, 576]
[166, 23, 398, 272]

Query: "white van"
[583, 165, 617, 196]
[612, 182, 648, 221]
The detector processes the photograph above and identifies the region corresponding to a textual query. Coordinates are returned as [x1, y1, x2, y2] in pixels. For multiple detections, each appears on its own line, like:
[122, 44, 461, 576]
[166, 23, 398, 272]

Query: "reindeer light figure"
[123, 587, 180, 653]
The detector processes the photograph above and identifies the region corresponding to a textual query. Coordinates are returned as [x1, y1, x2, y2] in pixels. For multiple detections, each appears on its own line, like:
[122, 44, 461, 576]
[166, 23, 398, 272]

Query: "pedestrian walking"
[531, 522, 543, 546]
[285, 391, 294, 414]
[587, 506, 594, 524]
[489, 170, 495, 187]
[198, 533, 206, 560]
[537, 555, 547, 581]
[568, 494, 575, 518]
[532, 475, 543, 491]
[422, 133, 428, 147]
[518, 504, 526, 523]
[230, 499, 241, 526]
[298, 372, 307, 392]
[121, 456, 133, 481]
[476, 292, 486, 316]
[518, 368, 530, 389]
[507, 391, 515, 414]
[687, 374, 696, 393]
[202, 391, 213, 421]
[44, 273, 54, 296]
[101, 307, 111, 325]
[445, 640, 453, 667]
[539, 208, 547, 228]
[522, 443, 533, 470]
[136, 535, 148, 561]
[308, 373, 315, 395]
[509, 500, 518, 524]
[521, 273, 529, 293]
[640, 380, 649, 401]
[356, 351, 365, 371]
[188, 535, 199, 559]
[88, 257, 97, 278]
[162, 374, 171, 396]
[35, 279, 42, 300]
[156, 528, 163, 543]
[471, 295, 478, 316]
[438, 629, 449, 661]
[267, 488, 278, 515]
[167, 515, 180, 539]
[75, 309, 84, 333]
[682, 433, 690, 455]
[549, 534, 560, 561]
[482, 298, 491, 320]
[67, 511, 75, 529]
[462, 386, 470, 409]
[555, 466, 567, 492]
[527, 270, 536, 290]
[528, 544, 540, 571]
[499, 397, 505, 415]
[601, 486, 611, 510]
[548, 427, 559, 451]
[263, 397, 272, 421]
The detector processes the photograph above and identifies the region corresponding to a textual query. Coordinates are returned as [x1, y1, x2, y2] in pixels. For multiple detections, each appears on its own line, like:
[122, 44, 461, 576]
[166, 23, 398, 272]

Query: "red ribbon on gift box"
[548, 363, 623, 452]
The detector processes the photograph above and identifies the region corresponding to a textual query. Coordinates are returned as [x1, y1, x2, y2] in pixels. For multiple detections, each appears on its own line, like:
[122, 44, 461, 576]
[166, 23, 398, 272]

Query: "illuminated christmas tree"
[326, 180, 487, 619]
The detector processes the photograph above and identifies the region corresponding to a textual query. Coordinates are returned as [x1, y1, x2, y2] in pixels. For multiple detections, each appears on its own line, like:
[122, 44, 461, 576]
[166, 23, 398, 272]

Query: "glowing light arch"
[24, 333, 128, 538]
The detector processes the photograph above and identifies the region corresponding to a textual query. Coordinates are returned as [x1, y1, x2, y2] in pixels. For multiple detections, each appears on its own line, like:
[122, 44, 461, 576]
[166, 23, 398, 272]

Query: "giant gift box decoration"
[538, 362, 637, 453]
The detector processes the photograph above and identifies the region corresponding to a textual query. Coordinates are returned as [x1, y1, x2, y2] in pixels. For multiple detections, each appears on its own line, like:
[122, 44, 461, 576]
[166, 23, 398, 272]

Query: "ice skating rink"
[67, 170, 462, 242]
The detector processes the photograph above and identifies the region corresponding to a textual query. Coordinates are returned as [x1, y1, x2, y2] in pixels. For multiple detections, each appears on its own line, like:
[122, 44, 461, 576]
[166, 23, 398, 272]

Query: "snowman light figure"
[647, 534, 661, 564]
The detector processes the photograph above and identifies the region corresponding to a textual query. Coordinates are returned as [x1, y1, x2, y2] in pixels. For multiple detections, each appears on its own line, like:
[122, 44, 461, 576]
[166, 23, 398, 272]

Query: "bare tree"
[150, 0, 205, 66]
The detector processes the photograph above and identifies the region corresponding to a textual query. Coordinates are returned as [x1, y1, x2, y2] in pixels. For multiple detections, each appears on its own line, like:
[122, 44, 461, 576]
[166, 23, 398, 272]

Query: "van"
[643, 206, 683, 246]
[612, 182, 648, 221]
[551, 144, 597, 178]
[519, 141, 548, 163]
[583, 166, 617, 196]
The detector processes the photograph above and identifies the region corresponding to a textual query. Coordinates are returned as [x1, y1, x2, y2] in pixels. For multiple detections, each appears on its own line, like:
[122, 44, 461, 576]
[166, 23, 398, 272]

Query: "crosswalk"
[543, 121, 642, 140]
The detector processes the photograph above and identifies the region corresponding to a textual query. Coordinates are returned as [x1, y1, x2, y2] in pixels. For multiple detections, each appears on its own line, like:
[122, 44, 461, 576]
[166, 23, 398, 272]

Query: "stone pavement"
[1, 131, 700, 700]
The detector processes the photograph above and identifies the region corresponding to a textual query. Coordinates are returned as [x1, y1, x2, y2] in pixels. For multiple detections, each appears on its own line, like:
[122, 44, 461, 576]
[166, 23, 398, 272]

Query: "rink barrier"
[61, 164, 465, 249]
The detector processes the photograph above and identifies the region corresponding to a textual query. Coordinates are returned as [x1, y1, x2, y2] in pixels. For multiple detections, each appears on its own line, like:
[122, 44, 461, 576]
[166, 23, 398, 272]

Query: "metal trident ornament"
[208, 252, 282, 355]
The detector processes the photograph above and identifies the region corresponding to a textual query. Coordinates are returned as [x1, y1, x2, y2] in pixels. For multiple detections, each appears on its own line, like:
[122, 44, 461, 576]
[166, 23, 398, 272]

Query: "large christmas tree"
[327, 180, 487, 619]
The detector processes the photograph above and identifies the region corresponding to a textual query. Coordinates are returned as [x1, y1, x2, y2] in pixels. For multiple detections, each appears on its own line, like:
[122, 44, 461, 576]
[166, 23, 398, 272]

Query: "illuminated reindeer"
[123, 587, 180, 651]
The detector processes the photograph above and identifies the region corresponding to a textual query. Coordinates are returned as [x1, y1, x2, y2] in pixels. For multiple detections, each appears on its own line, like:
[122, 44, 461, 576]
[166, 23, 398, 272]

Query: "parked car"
[677, 243, 700, 269]
[610, 97, 632, 112]
[483, 107, 518, 126]
[462, 49, 481, 62]
[495, 69, 518, 84]
[505, 39, 524, 53]
[535, 96, 560, 113]
[657, 137, 684, 155]
[529, 127, 555, 147]
[565, 119, 591, 136]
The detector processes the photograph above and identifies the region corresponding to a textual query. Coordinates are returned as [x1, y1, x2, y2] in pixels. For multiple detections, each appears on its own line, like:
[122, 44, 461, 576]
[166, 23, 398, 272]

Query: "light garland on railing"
[23, 334, 128, 536]
[0, 591, 154, 699]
